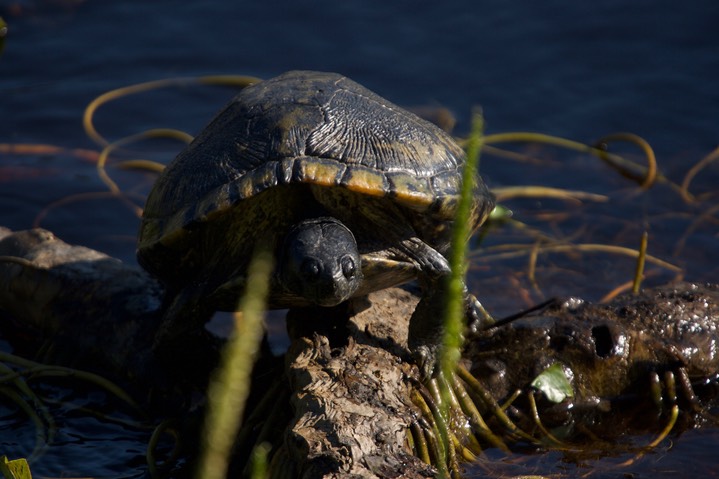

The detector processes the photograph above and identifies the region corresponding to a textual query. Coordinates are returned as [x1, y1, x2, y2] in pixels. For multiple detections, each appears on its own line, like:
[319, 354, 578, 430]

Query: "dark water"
[1, 0, 718, 476]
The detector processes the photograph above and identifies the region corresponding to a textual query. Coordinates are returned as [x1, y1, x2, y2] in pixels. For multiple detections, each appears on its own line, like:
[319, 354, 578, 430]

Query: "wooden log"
[280, 289, 434, 478]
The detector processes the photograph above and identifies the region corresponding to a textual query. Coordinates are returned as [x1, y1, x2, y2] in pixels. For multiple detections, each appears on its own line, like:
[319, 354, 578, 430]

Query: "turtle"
[137, 70, 495, 376]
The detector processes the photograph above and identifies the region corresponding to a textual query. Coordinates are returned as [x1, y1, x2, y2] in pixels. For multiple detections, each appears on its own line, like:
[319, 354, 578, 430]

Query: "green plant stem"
[195, 250, 272, 479]
[441, 113, 484, 379]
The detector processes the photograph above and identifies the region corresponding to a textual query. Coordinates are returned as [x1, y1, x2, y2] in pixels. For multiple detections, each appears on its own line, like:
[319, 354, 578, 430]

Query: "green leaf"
[488, 204, 512, 221]
[531, 363, 574, 403]
[0, 456, 33, 479]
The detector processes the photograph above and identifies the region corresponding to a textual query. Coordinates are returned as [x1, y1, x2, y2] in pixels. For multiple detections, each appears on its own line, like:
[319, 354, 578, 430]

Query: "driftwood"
[0, 227, 163, 376]
[0, 227, 225, 409]
[2, 227, 719, 477]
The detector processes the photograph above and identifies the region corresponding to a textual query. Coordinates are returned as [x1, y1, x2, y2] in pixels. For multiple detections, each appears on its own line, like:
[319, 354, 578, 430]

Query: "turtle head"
[279, 217, 363, 307]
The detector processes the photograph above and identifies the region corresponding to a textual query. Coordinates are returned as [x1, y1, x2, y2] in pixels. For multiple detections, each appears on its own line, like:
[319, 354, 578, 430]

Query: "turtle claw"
[412, 344, 440, 381]
[466, 292, 493, 334]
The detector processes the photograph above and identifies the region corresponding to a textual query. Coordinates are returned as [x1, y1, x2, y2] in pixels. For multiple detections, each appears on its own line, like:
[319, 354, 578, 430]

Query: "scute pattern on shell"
[305, 86, 463, 176]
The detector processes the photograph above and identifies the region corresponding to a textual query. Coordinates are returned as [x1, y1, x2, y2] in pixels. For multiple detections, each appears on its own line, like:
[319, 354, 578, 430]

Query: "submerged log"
[0, 227, 163, 372]
[0, 227, 221, 408]
[0, 227, 163, 332]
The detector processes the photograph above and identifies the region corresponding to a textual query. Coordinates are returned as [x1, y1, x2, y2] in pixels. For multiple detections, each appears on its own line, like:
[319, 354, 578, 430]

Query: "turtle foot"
[411, 343, 440, 381]
[466, 293, 494, 334]
[408, 289, 490, 380]
[407, 288, 446, 380]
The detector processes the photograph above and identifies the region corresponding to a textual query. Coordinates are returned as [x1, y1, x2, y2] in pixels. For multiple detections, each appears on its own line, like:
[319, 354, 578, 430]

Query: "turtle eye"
[340, 255, 356, 280]
[300, 258, 321, 279]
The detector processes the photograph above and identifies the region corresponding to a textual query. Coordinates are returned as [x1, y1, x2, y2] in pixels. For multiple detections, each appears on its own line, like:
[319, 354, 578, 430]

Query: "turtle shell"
[138, 70, 493, 299]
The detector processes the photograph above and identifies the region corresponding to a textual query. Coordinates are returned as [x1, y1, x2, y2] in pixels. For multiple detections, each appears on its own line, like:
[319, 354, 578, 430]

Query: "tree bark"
[281, 289, 434, 478]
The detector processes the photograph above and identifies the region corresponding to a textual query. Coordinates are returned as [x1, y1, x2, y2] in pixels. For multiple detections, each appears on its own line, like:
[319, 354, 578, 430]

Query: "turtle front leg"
[397, 237, 489, 379]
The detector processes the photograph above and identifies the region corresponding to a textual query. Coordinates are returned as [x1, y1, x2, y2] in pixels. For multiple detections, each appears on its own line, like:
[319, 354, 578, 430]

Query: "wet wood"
[0, 227, 163, 375]
[0, 227, 220, 409]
